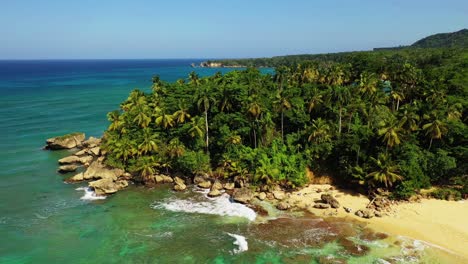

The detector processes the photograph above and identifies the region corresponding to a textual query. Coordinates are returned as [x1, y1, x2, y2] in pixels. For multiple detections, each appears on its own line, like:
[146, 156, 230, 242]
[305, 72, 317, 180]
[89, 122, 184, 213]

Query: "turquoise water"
[0, 60, 460, 263]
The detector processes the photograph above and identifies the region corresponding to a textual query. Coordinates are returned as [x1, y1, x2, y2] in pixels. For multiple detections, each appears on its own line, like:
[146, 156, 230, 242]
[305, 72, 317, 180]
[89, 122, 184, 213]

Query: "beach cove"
[1, 60, 466, 263]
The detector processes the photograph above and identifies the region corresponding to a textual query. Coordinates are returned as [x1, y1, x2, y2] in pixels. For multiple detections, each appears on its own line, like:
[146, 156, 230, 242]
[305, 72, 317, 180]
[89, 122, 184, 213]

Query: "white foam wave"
[76, 187, 106, 201]
[227, 233, 248, 254]
[153, 191, 256, 221]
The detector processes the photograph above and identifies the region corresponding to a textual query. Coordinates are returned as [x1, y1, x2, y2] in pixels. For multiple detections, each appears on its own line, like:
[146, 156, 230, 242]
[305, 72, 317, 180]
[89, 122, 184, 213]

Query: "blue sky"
[0, 0, 467, 59]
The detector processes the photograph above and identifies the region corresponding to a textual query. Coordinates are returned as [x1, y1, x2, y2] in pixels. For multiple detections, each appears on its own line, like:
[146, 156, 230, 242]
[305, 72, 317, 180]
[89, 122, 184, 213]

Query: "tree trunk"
[338, 107, 342, 135]
[281, 110, 284, 141]
[428, 137, 433, 150]
[396, 99, 400, 111]
[253, 124, 257, 148]
[204, 109, 209, 151]
[356, 146, 360, 166]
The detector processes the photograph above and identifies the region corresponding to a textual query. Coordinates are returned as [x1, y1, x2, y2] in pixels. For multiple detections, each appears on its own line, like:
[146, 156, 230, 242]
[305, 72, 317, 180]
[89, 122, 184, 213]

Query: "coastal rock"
[321, 194, 340, 208]
[234, 176, 246, 188]
[223, 182, 235, 190]
[58, 164, 79, 173]
[89, 147, 101, 156]
[46, 132, 85, 150]
[272, 190, 286, 200]
[207, 188, 222, 197]
[257, 192, 267, 201]
[314, 203, 331, 209]
[211, 180, 223, 191]
[74, 149, 88, 156]
[79, 155, 94, 165]
[344, 207, 352, 213]
[338, 237, 370, 256]
[173, 177, 186, 191]
[276, 202, 291, 210]
[82, 137, 101, 148]
[161, 175, 173, 183]
[66, 172, 84, 182]
[232, 188, 253, 204]
[193, 173, 209, 184]
[197, 181, 212, 189]
[83, 161, 124, 181]
[58, 155, 81, 165]
[355, 209, 374, 219]
[89, 178, 128, 195]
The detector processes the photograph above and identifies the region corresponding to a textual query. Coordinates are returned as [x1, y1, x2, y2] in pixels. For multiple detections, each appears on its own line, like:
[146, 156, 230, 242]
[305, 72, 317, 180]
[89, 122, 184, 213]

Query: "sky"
[0, 0, 467, 59]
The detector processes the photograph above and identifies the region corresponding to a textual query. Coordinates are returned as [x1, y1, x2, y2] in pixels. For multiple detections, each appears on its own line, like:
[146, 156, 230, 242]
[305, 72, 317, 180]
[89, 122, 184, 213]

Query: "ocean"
[0, 59, 457, 263]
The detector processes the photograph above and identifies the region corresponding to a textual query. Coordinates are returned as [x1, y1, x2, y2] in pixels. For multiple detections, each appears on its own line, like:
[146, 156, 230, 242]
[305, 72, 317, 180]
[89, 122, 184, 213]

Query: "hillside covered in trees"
[101, 42, 467, 200]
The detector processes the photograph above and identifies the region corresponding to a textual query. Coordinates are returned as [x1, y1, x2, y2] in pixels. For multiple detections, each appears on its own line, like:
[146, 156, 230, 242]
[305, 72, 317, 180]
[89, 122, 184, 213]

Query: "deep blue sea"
[0, 60, 459, 263]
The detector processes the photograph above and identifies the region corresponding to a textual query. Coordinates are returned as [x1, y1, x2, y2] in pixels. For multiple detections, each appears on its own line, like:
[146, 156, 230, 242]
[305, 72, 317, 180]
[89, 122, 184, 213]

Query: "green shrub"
[430, 188, 462, 201]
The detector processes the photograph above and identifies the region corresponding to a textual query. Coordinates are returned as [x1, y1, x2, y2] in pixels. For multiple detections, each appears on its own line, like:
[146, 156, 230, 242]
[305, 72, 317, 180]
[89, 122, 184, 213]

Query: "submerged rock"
[89, 178, 128, 195]
[321, 194, 340, 208]
[338, 237, 370, 256]
[58, 164, 79, 173]
[232, 187, 253, 204]
[67, 172, 84, 182]
[46, 132, 85, 150]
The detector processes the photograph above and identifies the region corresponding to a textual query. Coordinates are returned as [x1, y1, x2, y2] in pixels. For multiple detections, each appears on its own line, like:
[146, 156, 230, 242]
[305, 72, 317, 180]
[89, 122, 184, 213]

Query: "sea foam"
[227, 233, 248, 254]
[153, 188, 256, 221]
[76, 187, 106, 201]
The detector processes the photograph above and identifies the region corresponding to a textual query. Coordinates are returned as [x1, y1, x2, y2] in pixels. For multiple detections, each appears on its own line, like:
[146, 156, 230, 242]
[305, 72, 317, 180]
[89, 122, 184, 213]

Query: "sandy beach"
[286, 184, 468, 260]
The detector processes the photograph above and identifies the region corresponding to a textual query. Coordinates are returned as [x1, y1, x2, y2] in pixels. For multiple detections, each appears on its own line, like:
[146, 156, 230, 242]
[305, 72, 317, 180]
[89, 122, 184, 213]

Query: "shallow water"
[0, 60, 462, 263]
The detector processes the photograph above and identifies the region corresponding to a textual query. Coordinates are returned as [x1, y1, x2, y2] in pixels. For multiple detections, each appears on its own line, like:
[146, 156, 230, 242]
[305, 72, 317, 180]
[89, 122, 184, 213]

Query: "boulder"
[257, 192, 267, 201]
[58, 155, 81, 165]
[223, 182, 235, 190]
[46, 133, 85, 150]
[233, 176, 246, 188]
[321, 194, 340, 208]
[83, 161, 124, 181]
[82, 137, 101, 148]
[67, 172, 84, 182]
[208, 189, 222, 197]
[344, 207, 352, 213]
[314, 203, 331, 209]
[160, 175, 174, 183]
[276, 202, 291, 210]
[89, 147, 101, 156]
[89, 179, 128, 195]
[272, 190, 286, 200]
[58, 164, 78, 173]
[232, 188, 253, 204]
[355, 209, 374, 219]
[193, 173, 210, 184]
[173, 177, 186, 191]
[197, 181, 212, 189]
[211, 180, 223, 191]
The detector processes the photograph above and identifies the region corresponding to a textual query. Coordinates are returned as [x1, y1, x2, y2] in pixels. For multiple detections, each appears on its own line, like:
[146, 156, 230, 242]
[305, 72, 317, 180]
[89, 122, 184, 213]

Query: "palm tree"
[135, 156, 160, 180]
[307, 118, 332, 144]
[422, 113, 448, 149]
[155, 111, 175, 129]
[378, 121, 404, 151]
[328, 85, 350, 135]
[107, 110, 124, 132]
[121, 90, 145, 111]
[173, 103, 191, 124]
[132, 100, 151, 128]
[138, 128, 159, 155]
[273, 90, 292, 141]
[307, 87, 323, 113]
[188, 116, 205, 140]
[398, 106, 420, 132]
[188, 71, 200, 86]
[366, 153, 403, 188]
[195, 86, 216, 150]
[390, 90, 405, 111]
[151, 75, 164, 94]
[358, 72, 378, 98]
[113, 137, 137, 163]
[167, 138, 185, 158]
[247, 96, 262, 148]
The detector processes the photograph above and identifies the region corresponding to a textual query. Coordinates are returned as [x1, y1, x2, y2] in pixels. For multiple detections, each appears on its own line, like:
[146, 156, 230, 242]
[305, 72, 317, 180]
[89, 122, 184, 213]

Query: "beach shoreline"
[285, 184, 468, 261]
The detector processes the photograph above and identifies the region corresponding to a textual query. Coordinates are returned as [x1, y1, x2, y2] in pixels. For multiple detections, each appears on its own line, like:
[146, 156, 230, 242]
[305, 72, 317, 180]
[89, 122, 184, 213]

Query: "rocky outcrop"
[45, 133, 85, 150]
[82, 137, 101, 148]
[208, 188, 222, 197]
[89, 147, 101, 156]
[173, 177, 186, 191]
[89, 178, 128, 195]
[83, 161, 124, 181]
[223, 182, 235, 190]
[193, 173, 210, 184]
[320, 194, 340, 208]
[58, 164, 78, 173]
[256, 192, 267, 200]
[355, 209, 374, 219]
[232, 188, 253, 204]
[313, 203, 331, 209]
[272, 190, 286, 200]
[67, 172, 84, 182]
[58, 155, 81, 165]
